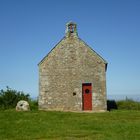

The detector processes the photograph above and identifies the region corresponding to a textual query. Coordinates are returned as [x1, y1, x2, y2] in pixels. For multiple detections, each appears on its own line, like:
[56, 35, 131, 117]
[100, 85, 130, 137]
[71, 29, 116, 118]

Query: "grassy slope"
[0, 110, 140, 140]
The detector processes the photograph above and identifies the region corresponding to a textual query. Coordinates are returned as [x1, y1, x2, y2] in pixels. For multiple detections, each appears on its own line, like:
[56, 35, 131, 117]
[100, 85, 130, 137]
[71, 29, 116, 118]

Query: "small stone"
[16, 100, 30, 111]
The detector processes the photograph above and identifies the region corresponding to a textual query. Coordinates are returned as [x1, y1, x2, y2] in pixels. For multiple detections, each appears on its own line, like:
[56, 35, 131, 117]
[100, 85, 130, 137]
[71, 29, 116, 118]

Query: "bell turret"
[65, 22, 78, 38]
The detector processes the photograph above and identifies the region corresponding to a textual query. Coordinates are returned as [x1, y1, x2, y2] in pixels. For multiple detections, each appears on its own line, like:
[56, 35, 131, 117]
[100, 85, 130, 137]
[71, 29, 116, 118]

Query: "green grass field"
[0, 110, 140, 140]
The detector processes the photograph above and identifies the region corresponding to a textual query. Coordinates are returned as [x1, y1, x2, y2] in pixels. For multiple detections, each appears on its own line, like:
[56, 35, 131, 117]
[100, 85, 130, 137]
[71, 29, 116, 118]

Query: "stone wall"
[38, 36, 107, 112]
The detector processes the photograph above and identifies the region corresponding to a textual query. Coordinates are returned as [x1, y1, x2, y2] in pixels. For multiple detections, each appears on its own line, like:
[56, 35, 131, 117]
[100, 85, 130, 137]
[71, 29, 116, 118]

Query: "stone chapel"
[38, 22, 107, 112]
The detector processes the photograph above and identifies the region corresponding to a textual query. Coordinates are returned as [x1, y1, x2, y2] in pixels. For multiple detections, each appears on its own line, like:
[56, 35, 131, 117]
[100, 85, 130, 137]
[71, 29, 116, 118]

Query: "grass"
[0, 110, 140, 140]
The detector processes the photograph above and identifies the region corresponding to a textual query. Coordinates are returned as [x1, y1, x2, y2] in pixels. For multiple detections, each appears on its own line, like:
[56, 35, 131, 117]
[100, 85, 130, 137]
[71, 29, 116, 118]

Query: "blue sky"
[0, 0, 140, 99]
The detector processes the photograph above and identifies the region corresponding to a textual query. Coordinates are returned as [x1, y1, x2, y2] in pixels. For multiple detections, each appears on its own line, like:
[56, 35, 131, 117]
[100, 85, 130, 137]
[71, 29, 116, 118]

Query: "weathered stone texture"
[38, 22, 107, 112]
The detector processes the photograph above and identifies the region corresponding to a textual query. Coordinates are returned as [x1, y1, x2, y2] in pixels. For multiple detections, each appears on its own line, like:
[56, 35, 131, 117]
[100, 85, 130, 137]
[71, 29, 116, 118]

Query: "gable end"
[38, 37, 66, 66]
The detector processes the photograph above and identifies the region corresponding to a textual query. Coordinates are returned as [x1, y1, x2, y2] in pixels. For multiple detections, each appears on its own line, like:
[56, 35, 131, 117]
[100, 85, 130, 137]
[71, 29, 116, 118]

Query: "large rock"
[16, 100, 30, 111]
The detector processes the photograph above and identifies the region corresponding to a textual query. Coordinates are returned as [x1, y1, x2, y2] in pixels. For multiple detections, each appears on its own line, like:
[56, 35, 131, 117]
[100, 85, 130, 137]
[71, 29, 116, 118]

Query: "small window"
[73, 92, 76, 96]
[85, 89, 90, 94]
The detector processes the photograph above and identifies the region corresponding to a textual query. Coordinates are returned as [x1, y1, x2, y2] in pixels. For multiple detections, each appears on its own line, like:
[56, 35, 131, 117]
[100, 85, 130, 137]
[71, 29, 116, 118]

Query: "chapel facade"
[38, 22, 107, 112]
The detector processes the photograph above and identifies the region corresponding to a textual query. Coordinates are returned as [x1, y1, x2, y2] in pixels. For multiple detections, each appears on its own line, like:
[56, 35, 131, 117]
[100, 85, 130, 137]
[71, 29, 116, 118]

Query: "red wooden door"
[82, 83, 92, 110]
